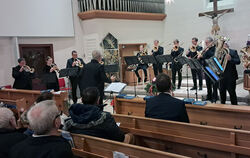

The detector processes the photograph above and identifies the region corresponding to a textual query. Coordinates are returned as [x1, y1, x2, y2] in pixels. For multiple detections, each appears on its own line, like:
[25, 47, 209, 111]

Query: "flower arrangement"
[144, 77, 158, 96]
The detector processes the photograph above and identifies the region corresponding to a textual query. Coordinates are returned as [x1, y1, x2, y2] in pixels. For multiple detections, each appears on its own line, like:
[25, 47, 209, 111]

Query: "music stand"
[59, 68, 79, 103]
[141, 55, 157, 65]
[104, 64, 119, 73]
[124, 56, 140, 97]
[140, 55, 158, 82]
[155, 55, 173, 64]
[59, 68, 78, 78]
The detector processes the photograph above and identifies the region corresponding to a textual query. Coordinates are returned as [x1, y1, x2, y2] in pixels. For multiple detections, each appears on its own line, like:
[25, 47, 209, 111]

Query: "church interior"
[0, 0, 250, 157]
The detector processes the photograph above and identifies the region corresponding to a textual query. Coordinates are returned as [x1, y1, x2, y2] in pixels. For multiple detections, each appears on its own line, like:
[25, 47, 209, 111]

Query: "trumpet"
[74, 58, 84, 68]
[51, 64, 59, 72]
[23, 65, 35, 73]
[99, 61, 104, 65]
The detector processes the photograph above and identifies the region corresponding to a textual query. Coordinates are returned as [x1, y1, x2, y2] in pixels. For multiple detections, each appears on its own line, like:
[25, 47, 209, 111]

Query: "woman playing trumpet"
[12, 58, 35, 90]
[43, 56, 59, 91]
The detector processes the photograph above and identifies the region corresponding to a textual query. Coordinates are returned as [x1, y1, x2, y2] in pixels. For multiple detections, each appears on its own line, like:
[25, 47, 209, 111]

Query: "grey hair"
[173, 39, 179, 44]
[27, 100, 59, 135]
[92, 50, 102, 61]
[206, 37, 214, 42]
[0, 108, 14, 128]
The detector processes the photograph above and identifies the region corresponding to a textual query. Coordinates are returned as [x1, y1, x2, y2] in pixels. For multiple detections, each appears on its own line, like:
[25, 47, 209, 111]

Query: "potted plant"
[144, 77, 158, 96]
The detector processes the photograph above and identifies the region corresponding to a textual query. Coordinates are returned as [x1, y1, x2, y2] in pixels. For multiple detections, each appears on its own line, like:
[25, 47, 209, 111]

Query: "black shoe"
[144, 78, 147, 83]
[190, 87, 197, 90]
[199, 87, 203, 91]
[177, 86, 181, 89]
[138, 78, 141, 83]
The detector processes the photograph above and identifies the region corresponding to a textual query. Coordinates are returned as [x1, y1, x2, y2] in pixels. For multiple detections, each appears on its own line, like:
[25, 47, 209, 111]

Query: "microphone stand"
[186, 65, 190, 99]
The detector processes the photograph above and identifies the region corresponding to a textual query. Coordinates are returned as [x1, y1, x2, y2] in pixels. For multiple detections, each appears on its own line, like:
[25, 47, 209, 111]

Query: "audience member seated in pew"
[0, 108, 27, 158]
[145, 74, 189, 123]
[19, 92, 55, 136]
[9, 100, 73, 158]
[64, 87, 128, 142]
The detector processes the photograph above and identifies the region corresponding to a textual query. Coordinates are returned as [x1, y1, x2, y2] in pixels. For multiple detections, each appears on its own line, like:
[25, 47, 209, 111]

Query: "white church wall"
[0, 0, 165, 86]
[164, 0, 250, 76]
[0, 37, 16, 86]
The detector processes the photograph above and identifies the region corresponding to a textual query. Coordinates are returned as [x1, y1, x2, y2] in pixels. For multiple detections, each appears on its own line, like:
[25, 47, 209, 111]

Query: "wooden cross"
[199, 0, 234, 35]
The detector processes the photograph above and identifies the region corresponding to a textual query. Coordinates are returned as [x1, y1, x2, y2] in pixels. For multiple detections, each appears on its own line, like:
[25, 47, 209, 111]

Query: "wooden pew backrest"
[71, 133, 189, 158]
[0, 89, 68, 114]
[114, 97, 250, 130]
[113, 114, 250, 158]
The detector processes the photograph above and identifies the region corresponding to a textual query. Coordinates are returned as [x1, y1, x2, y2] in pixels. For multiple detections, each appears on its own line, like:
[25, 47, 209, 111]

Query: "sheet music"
[104, 82, 127, 93]
[113, 151, 129, 158]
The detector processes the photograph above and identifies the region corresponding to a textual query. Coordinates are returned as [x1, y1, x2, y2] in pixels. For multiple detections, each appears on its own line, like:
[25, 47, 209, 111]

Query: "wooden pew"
[113, 114, 250, 158]
[114, 97, 250, 130]
[0, 98, 26, 117]
[0, 89, 68, 114]
[71, 133, 189, 158]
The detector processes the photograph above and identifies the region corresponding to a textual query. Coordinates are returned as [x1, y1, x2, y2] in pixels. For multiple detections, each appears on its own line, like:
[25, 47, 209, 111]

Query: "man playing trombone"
[186, 37, 203, 90]
[198, 37, 218, 103]
[171, 39, 184, 90]
[12, 58, 35, 90]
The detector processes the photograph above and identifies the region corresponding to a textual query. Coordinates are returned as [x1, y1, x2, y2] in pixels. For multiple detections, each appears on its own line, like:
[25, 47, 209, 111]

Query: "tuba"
[215, 36, 230, 72]
[23, 65, 35, 73]
[240, 46, 250, 69]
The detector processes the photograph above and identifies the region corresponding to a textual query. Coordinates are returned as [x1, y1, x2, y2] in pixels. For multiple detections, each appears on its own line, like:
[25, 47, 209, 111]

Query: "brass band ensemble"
[11, 35, 249, 106]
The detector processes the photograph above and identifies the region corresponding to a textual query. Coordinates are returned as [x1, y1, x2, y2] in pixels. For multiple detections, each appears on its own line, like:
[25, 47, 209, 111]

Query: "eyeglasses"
[55, 111, 63, 120]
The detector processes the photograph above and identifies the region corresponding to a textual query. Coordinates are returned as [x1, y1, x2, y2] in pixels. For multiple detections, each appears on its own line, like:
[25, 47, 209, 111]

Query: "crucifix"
[199, 0, 234, 36]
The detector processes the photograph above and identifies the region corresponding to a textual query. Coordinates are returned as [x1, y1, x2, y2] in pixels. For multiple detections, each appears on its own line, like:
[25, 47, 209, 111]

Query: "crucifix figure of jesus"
[199, 0, 234, 36]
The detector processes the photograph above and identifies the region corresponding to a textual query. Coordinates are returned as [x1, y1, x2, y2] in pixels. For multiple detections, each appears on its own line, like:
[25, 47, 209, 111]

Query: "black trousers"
[219, 79, 238, 105]
[69, 77, 80, 104]
[135, 65, 148, 79]
[191, 69, 203, 88]
[172, 68, 182, 88]
[205, 74, 218, 102]
[153, 63, 163, 77]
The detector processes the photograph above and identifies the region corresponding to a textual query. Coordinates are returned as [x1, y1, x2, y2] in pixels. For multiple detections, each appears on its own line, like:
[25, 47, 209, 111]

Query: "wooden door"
[19, 44, 54, 90]
[119, 43, 147, 85]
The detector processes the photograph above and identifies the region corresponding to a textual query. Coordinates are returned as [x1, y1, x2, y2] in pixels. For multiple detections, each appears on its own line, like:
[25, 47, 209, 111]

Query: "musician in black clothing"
[12, 58, 35, 90]
[79, 50, 115, 106]
[66, 50, 85, 104]
[171, 39, 184, 89]
[43, 56, 59, 91]
[152, 40, 164, 77]
[198, 37, 218, 103]
[219, 43, 240, 105]
[186, 37, 203, 90]
[135, 45, 148, 83]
